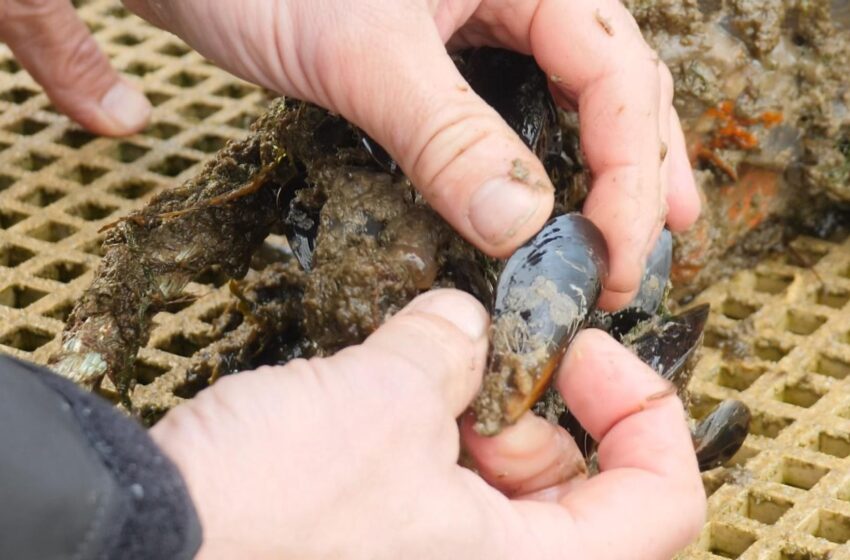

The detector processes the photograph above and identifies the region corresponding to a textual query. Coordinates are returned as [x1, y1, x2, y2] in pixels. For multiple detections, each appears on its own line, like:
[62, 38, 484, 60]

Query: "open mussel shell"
[473, 213, 608, 435]
[629, 304, 710, 389]
[693, 399, 752, 471]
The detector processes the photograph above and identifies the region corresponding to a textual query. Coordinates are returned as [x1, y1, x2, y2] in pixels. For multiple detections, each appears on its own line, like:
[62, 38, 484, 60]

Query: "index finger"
[529, 0, 666, 304]
[521, 329, 704, 560]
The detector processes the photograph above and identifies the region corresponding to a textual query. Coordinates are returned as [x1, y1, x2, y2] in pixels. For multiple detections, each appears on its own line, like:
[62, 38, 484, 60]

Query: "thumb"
[332, 18, 554, 257]
[0, 0, 151, 136]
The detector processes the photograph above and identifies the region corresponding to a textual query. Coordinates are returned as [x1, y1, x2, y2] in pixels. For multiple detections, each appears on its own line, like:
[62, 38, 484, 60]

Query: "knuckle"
[407, 102, 501, 193]
[57, 33, 109, 85]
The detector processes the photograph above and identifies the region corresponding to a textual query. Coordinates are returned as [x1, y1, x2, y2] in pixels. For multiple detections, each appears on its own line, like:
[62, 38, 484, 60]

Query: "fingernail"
[100, 81, 152, 132]
[411, 291, 487, 340]
[468, 177, 544, 244]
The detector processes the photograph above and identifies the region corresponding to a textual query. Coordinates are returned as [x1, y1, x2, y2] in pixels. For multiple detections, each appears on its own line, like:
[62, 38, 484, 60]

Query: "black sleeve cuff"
[0, 355, 202, 560]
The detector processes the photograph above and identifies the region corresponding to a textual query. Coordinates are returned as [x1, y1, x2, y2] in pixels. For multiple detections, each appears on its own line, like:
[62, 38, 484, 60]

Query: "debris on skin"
[594, 9, 615, 36]
[510, 159, 531, 183]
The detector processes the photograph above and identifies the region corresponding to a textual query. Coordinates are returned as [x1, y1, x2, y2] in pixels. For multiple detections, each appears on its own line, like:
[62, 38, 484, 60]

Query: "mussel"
[473, 215, 752, 472]
[472, 214, 607, 435]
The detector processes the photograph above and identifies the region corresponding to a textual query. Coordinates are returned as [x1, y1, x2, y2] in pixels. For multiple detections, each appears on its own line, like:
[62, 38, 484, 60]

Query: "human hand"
[151, 289, 705, 559]
[0, 0, 151, 135]
[117, 0, 700, 309]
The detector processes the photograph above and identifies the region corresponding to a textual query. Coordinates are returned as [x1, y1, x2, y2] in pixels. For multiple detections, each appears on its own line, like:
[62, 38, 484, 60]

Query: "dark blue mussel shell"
[692, 400, 752, 471]
[472, 213, 608, 435]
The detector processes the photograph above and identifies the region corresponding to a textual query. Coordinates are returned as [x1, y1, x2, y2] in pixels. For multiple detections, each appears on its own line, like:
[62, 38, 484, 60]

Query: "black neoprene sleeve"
[0, 354, 202, 560]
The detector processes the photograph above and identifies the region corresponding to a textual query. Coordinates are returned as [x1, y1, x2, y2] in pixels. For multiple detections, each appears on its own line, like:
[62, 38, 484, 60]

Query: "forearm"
[0, 356, 201, 560]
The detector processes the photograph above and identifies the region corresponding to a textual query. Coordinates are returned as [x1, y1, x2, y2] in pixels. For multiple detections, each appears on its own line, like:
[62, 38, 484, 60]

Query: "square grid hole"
[26, 221, 78, 242]
[0, 86, 37, 104]
[168, 71, 208, 88]
[0, 173, 16, 192]
[778, 457, 829, 490]
[814, 353, 850, 379]
[815, 431, 850, 459]
[784, 310, 827, 336]
[135, 359, 170, 385]
[145, 90, 173, 107]
[777, 379, 825, 409]
[754, 271, 794, 294]
[0, 326, 54, 352]
[14, 152, 57, 172]
[18, 186, 64, 207]
[67, 201, 118, 221]
[106, 141, 150, 163]
[746, 491, 793, 525]
[155, 332, 213, 358]
[705, 523, 756, 559]
[0, 244, 35, 267]
[179, 102, 220, 122]
[754, 339, 790, 362]
[0, 58, 21, 74]
[188, 134, 228, 153]
[816, 287, 849, 309]
[56, 128, 97, 149]
[0, 284, 48, 308]
[157, 42, 190, 57]
[716, 363, 766, 391]
[809, 510, 850, 544]
[145, 121, 182, 140]
[214, 83, 255, 99]
[749, 410, 794, 439]
[722, 299, 760, 320]
[0, 208, 28, 229]
[149, 155, 198, 177]
[43, 301, 73, 322]
[34, 260, 87, 284]
[61, 164, 109, 185]
[108, 179, 159, 200]
[5, 117, 49, 136]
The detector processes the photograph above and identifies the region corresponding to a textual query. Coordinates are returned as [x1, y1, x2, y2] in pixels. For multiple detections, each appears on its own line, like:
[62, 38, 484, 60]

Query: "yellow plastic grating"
[0, 0, 267, 411]
[679, 233, 850, 560]
[0, 4, 849, 559]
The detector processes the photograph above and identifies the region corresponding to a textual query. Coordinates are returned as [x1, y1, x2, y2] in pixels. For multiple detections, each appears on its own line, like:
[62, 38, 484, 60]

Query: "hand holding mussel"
[472, 214, 752, 472]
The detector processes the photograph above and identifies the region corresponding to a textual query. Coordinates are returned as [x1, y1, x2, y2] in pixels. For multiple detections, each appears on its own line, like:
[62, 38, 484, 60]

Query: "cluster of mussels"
[479, 213, 751, 470]
[49, 48, 747, 471]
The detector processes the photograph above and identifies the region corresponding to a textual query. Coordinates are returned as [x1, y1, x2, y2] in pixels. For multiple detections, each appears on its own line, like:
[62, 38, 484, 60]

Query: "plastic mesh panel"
[679, 233, 850, 559]
[0, 1, 265, 407]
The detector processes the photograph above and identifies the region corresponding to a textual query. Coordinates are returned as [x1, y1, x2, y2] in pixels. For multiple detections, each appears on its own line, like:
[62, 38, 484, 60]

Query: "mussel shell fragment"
[473, 213, 608, 436]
